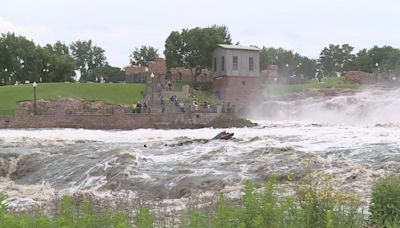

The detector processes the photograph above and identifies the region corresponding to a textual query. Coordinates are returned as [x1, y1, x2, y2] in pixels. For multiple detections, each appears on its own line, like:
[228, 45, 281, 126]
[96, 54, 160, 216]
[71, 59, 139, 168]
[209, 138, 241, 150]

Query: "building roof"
[124, 58, 166, 75]
[216, 44, 259, 51]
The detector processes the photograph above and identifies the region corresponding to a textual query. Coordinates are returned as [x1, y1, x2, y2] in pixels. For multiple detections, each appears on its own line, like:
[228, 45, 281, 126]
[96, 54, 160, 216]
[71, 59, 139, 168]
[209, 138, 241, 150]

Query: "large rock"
[19, 98, 115, 115]
[344, 71, 373, 84]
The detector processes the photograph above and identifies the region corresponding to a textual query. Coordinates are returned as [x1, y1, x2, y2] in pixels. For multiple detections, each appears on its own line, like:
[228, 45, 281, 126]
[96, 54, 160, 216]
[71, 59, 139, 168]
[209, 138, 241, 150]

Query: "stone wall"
[0, 106, 219, 130]
[212, 76, 263, 113]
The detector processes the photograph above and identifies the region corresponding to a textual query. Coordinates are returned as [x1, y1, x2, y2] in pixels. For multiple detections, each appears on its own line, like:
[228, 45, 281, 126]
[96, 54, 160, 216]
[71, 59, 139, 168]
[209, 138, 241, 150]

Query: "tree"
[40, 43, 76, 82]
[87, 64, 125, 82]
[353, 48, 373, 73]
[164, 25, 232, 82]
[0, 33, 41, 84]
[0, 33, 77, 84]
[318, 44, 355, 76]
[129, 46, 159, 66]
[70, 40, 107, 82]
[260, 47, 317, 79]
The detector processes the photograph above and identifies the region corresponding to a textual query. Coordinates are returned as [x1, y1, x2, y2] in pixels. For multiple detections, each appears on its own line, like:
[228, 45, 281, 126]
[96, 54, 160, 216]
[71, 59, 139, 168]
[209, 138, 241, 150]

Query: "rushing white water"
[0, 87, 400, 210]
[255, 87, 400, 125]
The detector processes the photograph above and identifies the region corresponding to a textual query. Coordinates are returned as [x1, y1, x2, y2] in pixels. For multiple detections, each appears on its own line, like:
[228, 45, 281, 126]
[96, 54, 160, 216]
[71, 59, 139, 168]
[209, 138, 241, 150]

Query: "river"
[0, 87, 399, 211]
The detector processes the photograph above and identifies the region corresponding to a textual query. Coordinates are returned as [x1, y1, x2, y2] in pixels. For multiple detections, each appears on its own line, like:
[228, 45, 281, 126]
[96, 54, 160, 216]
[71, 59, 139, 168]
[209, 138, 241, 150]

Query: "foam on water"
[1, 87, 400, 210]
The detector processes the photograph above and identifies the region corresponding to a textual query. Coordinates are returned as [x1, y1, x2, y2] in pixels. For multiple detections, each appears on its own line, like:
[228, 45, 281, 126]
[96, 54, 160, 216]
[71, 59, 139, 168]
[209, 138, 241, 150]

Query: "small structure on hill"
[124, 58, 210, 85]
[344, 71, 373, 84]
[261, 64, 278, 83]
[211, 44, 263, 113]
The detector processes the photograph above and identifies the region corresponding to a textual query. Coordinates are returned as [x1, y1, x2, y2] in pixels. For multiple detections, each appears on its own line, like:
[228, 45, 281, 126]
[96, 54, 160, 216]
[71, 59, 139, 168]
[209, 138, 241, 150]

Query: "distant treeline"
[2, 26, 400, 84]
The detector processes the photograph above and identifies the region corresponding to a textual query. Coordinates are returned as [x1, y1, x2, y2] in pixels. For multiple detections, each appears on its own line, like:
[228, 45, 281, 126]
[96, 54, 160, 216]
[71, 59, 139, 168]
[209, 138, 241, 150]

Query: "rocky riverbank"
[1, 98, 257, 130]
[153, 113, 257, 129]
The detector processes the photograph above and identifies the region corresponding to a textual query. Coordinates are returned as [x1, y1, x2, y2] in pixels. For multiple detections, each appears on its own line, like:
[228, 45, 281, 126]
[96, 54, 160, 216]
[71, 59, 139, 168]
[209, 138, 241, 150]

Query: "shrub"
[369, 175, 400, 226]
[212, 193, 241, 228]
[180, 209, 208, 228]
[294, 170, 363, 228]
[135, 207, 154, 228]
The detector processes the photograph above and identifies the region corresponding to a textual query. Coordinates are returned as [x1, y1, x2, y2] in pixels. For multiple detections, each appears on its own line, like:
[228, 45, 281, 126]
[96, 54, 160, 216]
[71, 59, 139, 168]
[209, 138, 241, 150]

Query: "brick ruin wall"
[212, 76, 263, 112]
[0, 107, 218, 130]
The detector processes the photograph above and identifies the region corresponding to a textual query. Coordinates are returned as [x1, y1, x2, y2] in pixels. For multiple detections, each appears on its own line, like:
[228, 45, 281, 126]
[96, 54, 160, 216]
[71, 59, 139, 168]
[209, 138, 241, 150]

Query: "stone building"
[261, 64, 278, 83]
[211, 44, 263, 113]
[124, 58, 210, 84]
[124, 58, 166, 83]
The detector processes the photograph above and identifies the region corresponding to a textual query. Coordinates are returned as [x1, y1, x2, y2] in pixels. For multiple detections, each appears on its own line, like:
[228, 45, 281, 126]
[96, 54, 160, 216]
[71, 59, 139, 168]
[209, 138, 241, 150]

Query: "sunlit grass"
[265, 77, 359, 96]
[0, 82, 145, 111]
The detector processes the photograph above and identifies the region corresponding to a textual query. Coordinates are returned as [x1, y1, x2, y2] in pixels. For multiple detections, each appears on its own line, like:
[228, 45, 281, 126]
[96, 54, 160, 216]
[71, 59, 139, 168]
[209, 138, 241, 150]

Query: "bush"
[135, 207, 154, 228]
[294, 170, 363, 228]
[369, 175, 400, 226]
[0, 170, 378, 228]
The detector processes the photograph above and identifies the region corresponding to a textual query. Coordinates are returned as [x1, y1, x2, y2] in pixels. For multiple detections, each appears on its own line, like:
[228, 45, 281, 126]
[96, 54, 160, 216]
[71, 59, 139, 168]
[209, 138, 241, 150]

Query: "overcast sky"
[1, 0, 399, 67]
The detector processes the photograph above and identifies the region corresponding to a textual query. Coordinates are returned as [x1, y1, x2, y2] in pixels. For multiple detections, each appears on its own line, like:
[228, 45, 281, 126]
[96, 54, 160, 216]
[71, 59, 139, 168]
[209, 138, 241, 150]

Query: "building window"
[221, 56, 225, 71]
[178, 72, 182, 81]
[166, 71, 171, 80]
[216, 91, 221, 99]
[213, 57, 217, 72]
[233, 56, 238, 71]
[249, 57, 254, 71]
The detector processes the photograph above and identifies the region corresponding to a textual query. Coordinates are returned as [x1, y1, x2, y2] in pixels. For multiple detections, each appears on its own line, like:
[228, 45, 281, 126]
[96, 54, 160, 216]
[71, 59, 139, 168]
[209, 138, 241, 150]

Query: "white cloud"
[1, 0, 400, 66]
[0, 17, 49, 38]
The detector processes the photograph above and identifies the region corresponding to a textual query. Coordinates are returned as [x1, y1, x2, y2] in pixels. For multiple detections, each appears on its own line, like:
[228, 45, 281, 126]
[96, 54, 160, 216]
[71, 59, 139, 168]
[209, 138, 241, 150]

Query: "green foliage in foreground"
[265, 77, 359, 96]
[0, 82, 145, 110]
[0, 195, 130, 228]
[369, 175, 400, 226]
[1, 173, 399, 227]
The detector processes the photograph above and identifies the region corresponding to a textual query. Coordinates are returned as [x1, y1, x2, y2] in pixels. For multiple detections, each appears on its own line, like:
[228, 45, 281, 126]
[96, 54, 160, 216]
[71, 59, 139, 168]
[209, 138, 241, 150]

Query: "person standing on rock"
[179, 101, 185, 112]
[167, 80, 172, 90]
[161, 97, 165, 113]
[136, 101, 142, 113]
[315, 69, 323, 83]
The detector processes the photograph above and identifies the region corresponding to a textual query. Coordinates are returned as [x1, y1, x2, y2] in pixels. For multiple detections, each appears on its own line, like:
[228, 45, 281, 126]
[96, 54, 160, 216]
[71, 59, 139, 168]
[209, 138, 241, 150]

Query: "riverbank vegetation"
[265, 77, 360, 96]
[1, 171, 399, 227]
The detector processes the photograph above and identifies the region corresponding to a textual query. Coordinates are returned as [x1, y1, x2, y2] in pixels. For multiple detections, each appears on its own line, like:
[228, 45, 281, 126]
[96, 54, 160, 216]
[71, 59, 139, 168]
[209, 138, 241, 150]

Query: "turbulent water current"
[1, 87, 400, 211]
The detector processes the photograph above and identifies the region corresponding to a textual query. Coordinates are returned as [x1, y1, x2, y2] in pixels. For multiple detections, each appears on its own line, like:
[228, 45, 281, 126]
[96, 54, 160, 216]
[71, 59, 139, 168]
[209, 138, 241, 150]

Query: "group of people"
[131, 101, 147, 113]
[156, 80, 173, 91]
[169, 95, 185, 112]
[133, 79, 215, 114]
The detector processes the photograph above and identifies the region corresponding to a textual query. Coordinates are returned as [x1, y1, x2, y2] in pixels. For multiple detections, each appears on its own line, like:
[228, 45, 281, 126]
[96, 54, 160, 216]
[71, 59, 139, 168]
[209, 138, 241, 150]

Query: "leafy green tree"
[318, 44, 355, 76]
[39, 42, 76, 82]
[70, 40, 107, 82]
[164, 31, 182, 69]
[164, 25, 232, 82]
[260, 47, 278, 70]
[129, 45, 159, 66]
[52, 41, 70, 55]
[351, 46, 400, 75]
[353, 48, 373, 72]
[260, 47, 317, 79]
[88, 64, 125, 82]
[0, 33, 41, 84]
[369, 45, 400, 74]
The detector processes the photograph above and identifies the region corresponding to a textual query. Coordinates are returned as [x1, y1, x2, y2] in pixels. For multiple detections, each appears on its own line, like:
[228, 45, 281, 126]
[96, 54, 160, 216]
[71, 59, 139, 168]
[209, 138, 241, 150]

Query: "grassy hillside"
[265, 77, 359, 96]
[0, 83, 146, 111]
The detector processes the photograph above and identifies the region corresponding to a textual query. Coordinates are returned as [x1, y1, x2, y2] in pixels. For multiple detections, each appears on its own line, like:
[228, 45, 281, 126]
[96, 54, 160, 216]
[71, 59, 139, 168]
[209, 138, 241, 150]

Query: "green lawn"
[265, 77, 359, 96]
[0, 83, 146, 111]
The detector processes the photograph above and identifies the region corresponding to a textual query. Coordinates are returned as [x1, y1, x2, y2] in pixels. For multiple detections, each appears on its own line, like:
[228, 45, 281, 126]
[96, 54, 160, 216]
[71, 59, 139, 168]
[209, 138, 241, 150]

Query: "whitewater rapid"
[0, 87, 400, 211]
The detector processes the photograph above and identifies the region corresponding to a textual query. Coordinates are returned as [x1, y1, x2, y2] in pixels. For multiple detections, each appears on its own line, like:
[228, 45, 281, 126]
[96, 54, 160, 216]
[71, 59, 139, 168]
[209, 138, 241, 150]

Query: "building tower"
[211, 44, 263, 113]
